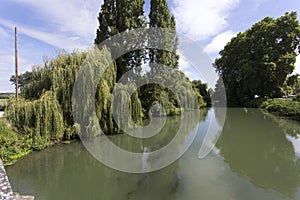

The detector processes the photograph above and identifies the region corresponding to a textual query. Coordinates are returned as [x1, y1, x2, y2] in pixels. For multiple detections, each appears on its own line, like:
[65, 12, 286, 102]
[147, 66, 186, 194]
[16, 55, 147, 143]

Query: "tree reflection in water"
[216, 108, 300, 199]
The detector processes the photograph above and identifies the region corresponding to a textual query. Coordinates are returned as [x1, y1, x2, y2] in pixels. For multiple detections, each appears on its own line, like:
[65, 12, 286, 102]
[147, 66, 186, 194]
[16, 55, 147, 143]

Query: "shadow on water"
[216, 108, 300, 199]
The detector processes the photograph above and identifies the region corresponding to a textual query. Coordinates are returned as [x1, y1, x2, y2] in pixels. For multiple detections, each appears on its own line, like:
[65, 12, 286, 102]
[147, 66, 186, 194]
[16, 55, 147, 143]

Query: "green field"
[0, 99, 7, 108]
[0, 93, 13, 108]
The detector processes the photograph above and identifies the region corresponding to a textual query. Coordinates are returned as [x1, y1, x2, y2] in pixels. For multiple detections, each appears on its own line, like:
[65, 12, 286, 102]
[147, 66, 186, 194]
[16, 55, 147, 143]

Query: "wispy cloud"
[0, 53, 33, 72]
[0, 17, 89, 51]
[178, 53, 208, 82]
[0, 49, 33, 92]
[0, 0, 101, 92]
[0, 27, 9, 39]
[1, 0, 102, 50]
[171, 0, 239, 41]
[204, 31, 236, 54]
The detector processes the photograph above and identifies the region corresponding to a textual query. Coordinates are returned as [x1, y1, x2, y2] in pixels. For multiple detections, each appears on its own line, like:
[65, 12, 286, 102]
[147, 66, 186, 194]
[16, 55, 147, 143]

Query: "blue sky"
[0, 0, 300, 92]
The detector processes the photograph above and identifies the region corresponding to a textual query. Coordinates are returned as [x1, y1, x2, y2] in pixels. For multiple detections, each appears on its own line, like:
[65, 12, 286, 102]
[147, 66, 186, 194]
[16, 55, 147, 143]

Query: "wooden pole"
[15, 27, 18, 99]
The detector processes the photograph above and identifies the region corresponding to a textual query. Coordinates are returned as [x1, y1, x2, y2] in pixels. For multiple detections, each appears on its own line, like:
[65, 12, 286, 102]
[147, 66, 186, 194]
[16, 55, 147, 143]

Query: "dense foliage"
[261, 98, 300, 119]
[149, 0, 179, 71]
[10, 71, 35, 90]
[192, 80, 211, 106]
[215, 12, 300, 106]
[95, 0, 147, 80]
[7, 47, 146, 140]
[6, 91, 64, 150]
[0, 118, 31, 165]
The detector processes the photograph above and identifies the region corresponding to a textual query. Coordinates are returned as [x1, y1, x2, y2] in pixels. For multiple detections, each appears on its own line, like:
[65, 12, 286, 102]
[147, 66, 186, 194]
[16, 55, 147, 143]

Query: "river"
[5, 108, 300, 200]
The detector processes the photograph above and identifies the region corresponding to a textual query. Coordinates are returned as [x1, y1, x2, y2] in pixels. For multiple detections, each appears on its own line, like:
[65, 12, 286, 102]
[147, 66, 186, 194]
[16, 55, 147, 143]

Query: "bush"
[294, 94, 300, 102]
[0, 118, 31, 165]
[261, 99, 300, 118]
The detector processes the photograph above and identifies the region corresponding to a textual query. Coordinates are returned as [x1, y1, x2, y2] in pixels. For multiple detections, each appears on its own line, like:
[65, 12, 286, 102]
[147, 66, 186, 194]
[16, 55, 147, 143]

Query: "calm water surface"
[5, 108, 300, 200]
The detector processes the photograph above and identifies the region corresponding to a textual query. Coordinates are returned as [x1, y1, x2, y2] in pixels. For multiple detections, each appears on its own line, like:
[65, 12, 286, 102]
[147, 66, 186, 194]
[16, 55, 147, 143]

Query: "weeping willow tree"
[6, 46, 145, 150]
[51, 51, 88, 127]
[111, 83, 143, 134]
[6, 91, 64, 150]
[72, 47, 143, 137]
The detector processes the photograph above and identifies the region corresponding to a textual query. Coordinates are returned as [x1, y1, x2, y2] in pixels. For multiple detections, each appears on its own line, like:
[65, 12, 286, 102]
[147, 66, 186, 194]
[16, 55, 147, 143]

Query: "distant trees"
[192, 80, 211, 106]
[285, 74, 300, 95]
[10, 71, 34, 89]
[214, 12, 300, 106]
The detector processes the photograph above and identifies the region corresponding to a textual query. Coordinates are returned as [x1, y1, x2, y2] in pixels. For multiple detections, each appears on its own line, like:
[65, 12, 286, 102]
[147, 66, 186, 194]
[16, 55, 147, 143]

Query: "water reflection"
[6, 108, 300, 200]
[6, 142, 180, 200]
[6, 110, 208, 200]
[216, 108, 300, 199]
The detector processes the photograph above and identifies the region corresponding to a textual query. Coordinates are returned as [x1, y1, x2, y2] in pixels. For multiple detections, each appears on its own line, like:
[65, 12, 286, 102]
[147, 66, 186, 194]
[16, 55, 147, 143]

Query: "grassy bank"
[261, 98, 300, 119]
[0, 118, 32, 165]
[0, 99, 7, 108]
[0, 116, 77, 166]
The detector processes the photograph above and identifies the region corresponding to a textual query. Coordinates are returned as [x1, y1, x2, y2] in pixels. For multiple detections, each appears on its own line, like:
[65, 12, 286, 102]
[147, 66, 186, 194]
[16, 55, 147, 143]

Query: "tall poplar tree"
[149, 0, 179, 72]
[139, 0, 181, 117]
[95, 0, 117, 44]
[95, 0, 147, 80]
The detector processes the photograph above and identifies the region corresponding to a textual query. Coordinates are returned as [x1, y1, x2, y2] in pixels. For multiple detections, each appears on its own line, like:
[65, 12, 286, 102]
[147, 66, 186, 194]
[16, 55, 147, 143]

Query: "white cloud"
[0, 0, 103, 92]
[2, 0, 103, 50]
[0, 17, 88, 51]
[179, 55, 191, 71]
[178, 53, 208, 82]
[171, 0, 239, 41]
[10, 0, 101, 39]
[294, 55, 300, 74]
[204, 31, 236, 54]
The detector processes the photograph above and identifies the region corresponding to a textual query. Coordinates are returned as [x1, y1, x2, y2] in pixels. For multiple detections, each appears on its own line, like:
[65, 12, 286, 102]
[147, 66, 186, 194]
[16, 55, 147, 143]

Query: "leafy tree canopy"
[215, 12, 300, 106]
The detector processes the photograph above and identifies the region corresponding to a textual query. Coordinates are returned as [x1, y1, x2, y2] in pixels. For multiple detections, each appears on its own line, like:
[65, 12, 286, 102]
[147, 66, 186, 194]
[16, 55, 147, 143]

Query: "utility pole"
[15, 27, 18, 99]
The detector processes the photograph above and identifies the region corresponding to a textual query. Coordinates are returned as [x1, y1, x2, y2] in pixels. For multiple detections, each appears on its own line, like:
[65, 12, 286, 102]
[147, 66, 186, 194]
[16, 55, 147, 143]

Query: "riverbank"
[0, 117, 32, 166]
[261, 98, 300, 120]
[0, 117, 75, 166]
[1, 99, 298, 167]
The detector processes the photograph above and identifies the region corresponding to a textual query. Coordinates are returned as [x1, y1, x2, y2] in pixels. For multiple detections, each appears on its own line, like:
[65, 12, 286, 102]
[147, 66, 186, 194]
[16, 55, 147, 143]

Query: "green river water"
[5, 108, 300, 200]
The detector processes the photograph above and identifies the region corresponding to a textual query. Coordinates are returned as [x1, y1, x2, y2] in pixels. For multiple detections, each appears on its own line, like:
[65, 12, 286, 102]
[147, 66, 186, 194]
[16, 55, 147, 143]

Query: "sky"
[0, 0, 300, 92]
